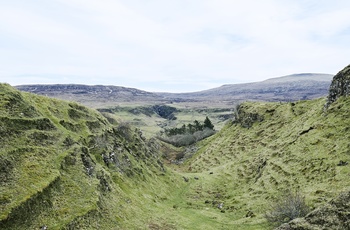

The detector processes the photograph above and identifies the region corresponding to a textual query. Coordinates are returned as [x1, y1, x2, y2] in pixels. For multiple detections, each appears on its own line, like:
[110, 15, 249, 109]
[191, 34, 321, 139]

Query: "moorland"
[1, 67, 350, 229]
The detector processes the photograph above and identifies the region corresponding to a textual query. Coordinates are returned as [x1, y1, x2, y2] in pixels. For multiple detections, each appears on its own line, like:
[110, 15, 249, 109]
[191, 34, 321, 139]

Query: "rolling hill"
[1, 65, 350, 229]
[158, 73, 334, 103]
[16, 73, 333, 109]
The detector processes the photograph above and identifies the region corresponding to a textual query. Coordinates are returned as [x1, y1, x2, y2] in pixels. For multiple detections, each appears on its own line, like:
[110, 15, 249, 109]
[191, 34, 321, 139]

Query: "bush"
[159, 134, 196, 147]
[158, 129, 215, 147]
[265, 190, 310, 226]
[193, 128, 216, 141]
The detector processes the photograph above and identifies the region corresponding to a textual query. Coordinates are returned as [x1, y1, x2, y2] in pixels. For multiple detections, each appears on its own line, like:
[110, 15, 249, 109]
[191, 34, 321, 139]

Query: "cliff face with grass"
[0, 83, 178, 229]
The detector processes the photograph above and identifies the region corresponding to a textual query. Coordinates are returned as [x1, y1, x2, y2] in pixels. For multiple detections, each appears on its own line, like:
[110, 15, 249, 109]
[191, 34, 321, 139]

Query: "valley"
[16, 73, 333, 138]
[1, 66, 350, 229]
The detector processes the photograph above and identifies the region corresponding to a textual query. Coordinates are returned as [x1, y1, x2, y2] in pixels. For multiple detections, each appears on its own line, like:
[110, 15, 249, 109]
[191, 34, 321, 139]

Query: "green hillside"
[181, 97, 350, 227]
[1, 64, 350, 229]
[0, 83, 182, 229]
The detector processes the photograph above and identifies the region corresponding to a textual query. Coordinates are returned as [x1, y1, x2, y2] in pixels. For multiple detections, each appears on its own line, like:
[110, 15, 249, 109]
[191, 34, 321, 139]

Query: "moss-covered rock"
[325, 64, 350, 108]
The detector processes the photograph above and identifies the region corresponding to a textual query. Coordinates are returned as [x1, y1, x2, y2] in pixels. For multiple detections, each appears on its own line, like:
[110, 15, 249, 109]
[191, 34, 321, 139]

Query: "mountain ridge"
[15, 73, 334, 108]
[158, 73, 334, 102]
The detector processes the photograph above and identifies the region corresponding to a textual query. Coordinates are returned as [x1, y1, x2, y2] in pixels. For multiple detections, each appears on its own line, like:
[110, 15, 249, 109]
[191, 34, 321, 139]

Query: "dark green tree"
[187, 123, 194, 134]
[180, 124, 186, 134]
[203, 116, 214, 130]
[194, 120, 203, 131]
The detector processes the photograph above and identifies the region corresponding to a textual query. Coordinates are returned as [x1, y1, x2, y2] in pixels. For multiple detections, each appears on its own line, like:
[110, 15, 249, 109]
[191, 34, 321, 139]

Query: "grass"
[178, 98, 350, 227]
[0, 83, 174, 229]
[2, 82, 350, 229]
[97, 104, 233, 138]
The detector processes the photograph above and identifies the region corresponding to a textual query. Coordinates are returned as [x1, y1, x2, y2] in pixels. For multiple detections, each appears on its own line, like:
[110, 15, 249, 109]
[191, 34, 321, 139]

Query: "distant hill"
[15, 84, 167, 108]
[16, 73, 334, 108]
[157, 73, 334, 103]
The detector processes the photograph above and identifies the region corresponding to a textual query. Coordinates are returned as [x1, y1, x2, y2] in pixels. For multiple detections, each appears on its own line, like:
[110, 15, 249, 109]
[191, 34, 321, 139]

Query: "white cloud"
[0, 0, 350, 92]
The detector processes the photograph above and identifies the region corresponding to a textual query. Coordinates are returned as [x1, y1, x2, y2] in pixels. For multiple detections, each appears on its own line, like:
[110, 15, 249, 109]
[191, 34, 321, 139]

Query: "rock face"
[276, 191, 350, 230]
[325, 64, 350, 108]
[235, 104, 264, 128]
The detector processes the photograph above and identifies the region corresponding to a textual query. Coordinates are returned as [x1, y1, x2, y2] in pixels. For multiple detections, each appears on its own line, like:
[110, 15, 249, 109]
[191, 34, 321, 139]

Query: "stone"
[325, 64, 350, 108]
[337, 160, 348, 166]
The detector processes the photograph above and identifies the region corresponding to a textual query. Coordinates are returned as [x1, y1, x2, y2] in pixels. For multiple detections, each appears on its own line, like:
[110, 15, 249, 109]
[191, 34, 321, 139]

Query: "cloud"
[0, 0, 350, 92]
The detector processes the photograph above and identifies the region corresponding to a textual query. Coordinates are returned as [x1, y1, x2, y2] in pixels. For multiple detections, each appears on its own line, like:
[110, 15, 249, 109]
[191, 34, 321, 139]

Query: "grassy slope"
[2, 82, 350, 229]
[175, 97, 350, 229]
[0, 83, 184, 229]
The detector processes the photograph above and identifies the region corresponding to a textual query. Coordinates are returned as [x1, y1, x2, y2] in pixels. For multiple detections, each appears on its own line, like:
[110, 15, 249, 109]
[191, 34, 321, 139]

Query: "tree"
[203, 116, 214, 130]
[181, 124, 187, 133]
[187, 123, 194, 133]
[194, 120, 203, 131]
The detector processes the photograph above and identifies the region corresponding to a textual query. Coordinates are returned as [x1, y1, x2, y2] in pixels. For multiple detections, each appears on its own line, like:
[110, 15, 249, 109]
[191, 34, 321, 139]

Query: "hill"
[158, 73, 334, 104]
[15, 74, 334, 139]
[177, 66, 350, 229]
[15, 84, 167, 108]
[16, 73, 333, 109]
[1, 65, 350, 229]
[0, 83, 180, 229]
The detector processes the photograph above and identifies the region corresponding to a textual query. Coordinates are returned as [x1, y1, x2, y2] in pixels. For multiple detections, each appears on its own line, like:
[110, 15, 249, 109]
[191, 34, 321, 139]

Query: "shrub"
[163, 134, 196, 147]
[265, 190, 310, 226]
[193, 128, 216, 141]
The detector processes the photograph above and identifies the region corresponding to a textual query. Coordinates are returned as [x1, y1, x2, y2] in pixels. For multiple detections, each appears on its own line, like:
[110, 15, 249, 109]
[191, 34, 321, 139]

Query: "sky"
[1, 0, 350, 93]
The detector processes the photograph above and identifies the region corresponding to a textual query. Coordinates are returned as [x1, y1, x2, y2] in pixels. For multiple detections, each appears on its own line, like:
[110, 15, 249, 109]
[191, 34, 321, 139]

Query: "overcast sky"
[1, 0, 350, 92]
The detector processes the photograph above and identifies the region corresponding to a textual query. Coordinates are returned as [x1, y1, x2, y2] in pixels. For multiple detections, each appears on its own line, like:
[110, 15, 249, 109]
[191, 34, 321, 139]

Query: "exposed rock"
[276, 190, 350, 230]
[337, 160, 348, 166]
[246, 210, 255, 218]
[325, 64, 350, 108]
[80, 147, 95, 176]
[235, 104, 264, 128]
[217, 203, 224, 209]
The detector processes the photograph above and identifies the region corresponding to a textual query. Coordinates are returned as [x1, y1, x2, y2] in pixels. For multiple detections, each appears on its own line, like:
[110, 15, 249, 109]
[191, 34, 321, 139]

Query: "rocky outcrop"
[325, 64, 350, 108]
[276, 190, 350, 230]
[234, 104, 264, 128]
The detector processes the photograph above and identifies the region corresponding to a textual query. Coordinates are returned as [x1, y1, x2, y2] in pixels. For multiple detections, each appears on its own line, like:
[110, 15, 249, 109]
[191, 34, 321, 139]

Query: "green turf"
[1, 82, 350, 229]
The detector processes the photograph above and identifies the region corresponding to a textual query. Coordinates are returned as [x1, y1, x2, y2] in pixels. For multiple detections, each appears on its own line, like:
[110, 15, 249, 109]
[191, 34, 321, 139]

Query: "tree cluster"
[164, 116, 214, 136]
